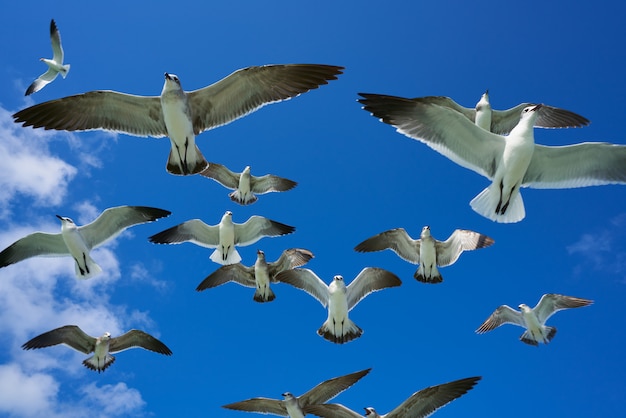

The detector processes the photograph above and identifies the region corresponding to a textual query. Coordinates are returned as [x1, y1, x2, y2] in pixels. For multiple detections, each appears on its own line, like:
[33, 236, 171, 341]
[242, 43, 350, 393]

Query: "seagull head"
[333, 275, 344, 282]
[223, 211, 233, 220]
[421, 225, 431, 238]
[163, 73, 182, 92]
[256, 249, 265, 261]
[364, 407, 377, 416]
[281, 392, 295, 400]
[98, 332, 112, 342]
[518, 303, 531, 312]
[56, 215, 75, 225]
[243, 166, 251, 174]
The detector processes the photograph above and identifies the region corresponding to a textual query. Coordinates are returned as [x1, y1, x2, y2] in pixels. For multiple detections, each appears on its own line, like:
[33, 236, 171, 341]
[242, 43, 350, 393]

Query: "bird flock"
[7, 17, 623, 416]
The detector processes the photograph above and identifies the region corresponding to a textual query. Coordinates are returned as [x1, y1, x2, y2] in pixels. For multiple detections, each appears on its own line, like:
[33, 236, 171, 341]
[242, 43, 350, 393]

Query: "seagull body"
[476, 293, 593, 345]
[196, 248, 314, 302]
[22, 325, 172, 372]
[0, 206, 171, 279]
[200, 163, 297, 205]
[355, 226, 494, 283]
[14, 64, 343, 175]
[149, 211, 295, 265]
[306, 376, 481, 418]
[275, 267, 401, 344]
[222, 368, 371, 417]
[25, 19, 70, 96]
[358, 93, 626, 223]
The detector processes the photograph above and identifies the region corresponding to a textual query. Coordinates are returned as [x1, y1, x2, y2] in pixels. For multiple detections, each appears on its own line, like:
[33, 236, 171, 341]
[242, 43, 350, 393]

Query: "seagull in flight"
[200, 163, 297, 205]
[355, 226, 494, 283]
[25, 19, 70, 96]
[476, 293, 593, 345]
[149, 211, 295, 265]
[306, 376, 481, 418]
[0, 206, 171, 279]
[196, 248, 314, 302]
[275, 267, 401, 344]
[22, 325, 172, 372]
[222, 368, 371, 418]
[359, 93, 626, 223]
[14, 64, 343, 175]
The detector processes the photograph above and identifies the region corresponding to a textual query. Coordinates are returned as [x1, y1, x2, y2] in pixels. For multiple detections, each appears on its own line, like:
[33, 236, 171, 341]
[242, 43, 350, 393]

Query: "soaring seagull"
[196, 248, 314, 302]
[305, 376, 481, 418]
[275, 267, 401, 344]
[476, 293, 593, 345]
[420, 90, 589, 134]
[355, 226, 494, 283]
[14, 64, 343, 175]
[359, 93, 626, 223]
[22, 325, 172, 372]
[25, 19, 70, 96]
[0, 206, 170, 279]
[200, 163, 297, 205]
[222, 368, 371, 418]
[149, 211, 295, 265]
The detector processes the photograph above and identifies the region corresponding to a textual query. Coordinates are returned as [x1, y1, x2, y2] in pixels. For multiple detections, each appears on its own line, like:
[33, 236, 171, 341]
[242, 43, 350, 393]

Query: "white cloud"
[80, 382, 146, 416]
[0, 364, 60, 418]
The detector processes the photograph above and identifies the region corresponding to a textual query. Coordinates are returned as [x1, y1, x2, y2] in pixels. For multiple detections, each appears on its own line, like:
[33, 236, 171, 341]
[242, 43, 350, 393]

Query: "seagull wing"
[80, 206, 171, 248]
[354, 228, 421, 263]
[108, 330, 172, 355]
[346, 267, 402, 311]
[418, 96, 476, 121]
[22, 325, 95, 354]
[358, 93, 504, 180]
[148, 219, 220, 248]
[267, 248, 314, 279]
[435, 229, 494, 267]
[386, 376, 481, 418]
[235, 216, 295, 246]
[300, 368, 371, 407]
[49, 19, 64, 65]
[250, 174, 298, 194]
[491, 103, 589, 134]
[25, 68, 59, 96]
[199, 163, 241, 190]
[188, 64, 343, 134]
[533, 293, 593, 324]
[222, 398, 287, 416]
[305, 404, 362, 418]
[475, 305, 525, 333]
[274, 268, 329, 307]
[196, 263, 255, 291]
[0, 231, 68, 267]
[523, 143, 626, 189]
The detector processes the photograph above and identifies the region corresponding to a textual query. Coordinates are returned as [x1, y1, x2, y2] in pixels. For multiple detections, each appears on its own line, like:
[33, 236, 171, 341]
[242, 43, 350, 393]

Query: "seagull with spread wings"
[25, 19, 70, 96]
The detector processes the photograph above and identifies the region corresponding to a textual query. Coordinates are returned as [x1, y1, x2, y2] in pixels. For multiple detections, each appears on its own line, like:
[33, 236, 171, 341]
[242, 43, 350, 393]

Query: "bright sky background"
[0, 1, 625, 417]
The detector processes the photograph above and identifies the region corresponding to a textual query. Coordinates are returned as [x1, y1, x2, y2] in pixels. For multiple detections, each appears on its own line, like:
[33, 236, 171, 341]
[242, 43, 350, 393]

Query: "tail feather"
[318, 318, 363, 344]
[166, 144, 209, 176]
[229, 190, 258, 205]
[60, 64, 70, 78]
[210, 248, 241, 265]
[75, 257, 102, 280]
[83, 354, 115, 373]
[414, 265, 443, 283]
[520, 326, 557, 346]
[253, 285, 276, 303]
[470, 186, 525, 223]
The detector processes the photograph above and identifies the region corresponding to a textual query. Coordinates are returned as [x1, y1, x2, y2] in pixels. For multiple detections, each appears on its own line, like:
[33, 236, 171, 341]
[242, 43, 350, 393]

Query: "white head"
[519, 104, 542, 123]
[364, 407, 378, 417]
[421, 225, 431, 238]
[476, 89, 491, 110]
[222, 211, 233, 221]
[518, 303, 531, 312]
[256, 249, 265, 261]
[281, 392, 295, 401]
[56, 215, 76, 230]
[243, 166, 251, 174]
[162, 73, 182, 93]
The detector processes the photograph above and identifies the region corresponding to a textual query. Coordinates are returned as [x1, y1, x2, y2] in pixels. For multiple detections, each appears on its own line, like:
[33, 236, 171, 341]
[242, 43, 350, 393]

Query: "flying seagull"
[196, 248, 314, 302]
[200, 163, 297, 205]
[25, 19, 70, 96]
[22, 325, 172, 372]
[275, 267, 401, 344]
[421, 90, 589, 134]
[358, 93, 626, 223]
[355, 226, 494, 283]
[476, 293, 593, 345]
[0, 206, 171, 278]
[305, 376, 481, 418]
[149, 211, 295, 265]
[14, 64, 344, 175]
[222, 368, 371, 418]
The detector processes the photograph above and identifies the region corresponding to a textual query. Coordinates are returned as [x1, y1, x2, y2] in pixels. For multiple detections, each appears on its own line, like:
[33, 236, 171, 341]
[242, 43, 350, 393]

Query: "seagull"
[222, 368, 371, 418]
[14, 64, 344, 175]
[476, 293, 593, 345]
[355, 226, 494, 283]
[25, 19, 70, 96]
[305, 376, 481, 418]
[421, 90, 589, 134]
[22, 325, 172, 373]
[200, 163, 297, 205]
[358, 93, 626, 223]
[0, 206, 171, 279]
[196, 248, 314, 302]
[149, 211, 295, 265]
[275, 267, 401, 344]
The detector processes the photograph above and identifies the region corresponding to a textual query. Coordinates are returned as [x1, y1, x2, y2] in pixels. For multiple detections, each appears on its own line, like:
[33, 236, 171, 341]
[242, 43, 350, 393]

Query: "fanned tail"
[253, 285, 276, 303]
[210, 248, 241, 265]
[229, 190, 258, 205]
[167, 143, 209, 176]
[470, 186, 525, 224]
[520, 326, 557, 346]
[60, 64, 70, 78]
[414, 265, 443, 283]
[318, 318, 362, 344]
[75, 256, 102, 280]
[83, 354, 115, 373]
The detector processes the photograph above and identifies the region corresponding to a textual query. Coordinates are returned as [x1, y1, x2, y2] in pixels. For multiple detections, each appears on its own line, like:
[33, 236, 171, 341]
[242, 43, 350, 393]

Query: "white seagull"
[421, 90, 589, 133]
[22, 325, 172, 373]
[476, 293, 593, 345]
[149, 211, 295, 265]
[359, 93, 626, 223]
[196, 248, 314, 302]
[355, 226, 494, 283]
[14, 64, 343, 175]
[25, 19, 70, 96]
[222, 368, 371, 418]
[0, 206, 171, 279]
[275, 267, 401, 344]
[305, 376, 481, 418]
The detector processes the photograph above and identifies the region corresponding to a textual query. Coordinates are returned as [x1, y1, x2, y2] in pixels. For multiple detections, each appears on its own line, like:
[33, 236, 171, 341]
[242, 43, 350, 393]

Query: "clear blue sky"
[0, 1, 625, 417]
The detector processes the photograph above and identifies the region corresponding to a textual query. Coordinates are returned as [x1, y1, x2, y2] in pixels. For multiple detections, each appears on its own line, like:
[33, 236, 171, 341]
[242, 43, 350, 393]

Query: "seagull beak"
[55, 214, 63, 220]
[164, 73, 171, 80]
[532, 103, 543, 111]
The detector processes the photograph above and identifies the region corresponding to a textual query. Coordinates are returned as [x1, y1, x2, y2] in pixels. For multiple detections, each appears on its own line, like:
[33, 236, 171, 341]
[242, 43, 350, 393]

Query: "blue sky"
[0, 0, 625, 417]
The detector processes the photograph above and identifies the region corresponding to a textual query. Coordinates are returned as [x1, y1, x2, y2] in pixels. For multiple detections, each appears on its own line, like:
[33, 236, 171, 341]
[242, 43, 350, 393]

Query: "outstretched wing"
[22, 325, 95, 354]
[355, 228, 421, 263]
[435, 229, 494, 267]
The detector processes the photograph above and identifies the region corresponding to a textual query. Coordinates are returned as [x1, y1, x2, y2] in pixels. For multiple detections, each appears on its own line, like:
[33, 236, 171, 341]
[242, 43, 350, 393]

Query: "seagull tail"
[520, 326, 557, 345]
[210, 248, 242, 266]
[253, 285, 276, 303]
[414, 265, 443, 283]
[166, 144, 209, 176]
[229, 190, 258, 205]
[60, 64, 70, 78]
[74, 257, 103, 280]
[470, 186, 525, 223]
[83, 354, 115, 373]
[318, 318, 363, 344]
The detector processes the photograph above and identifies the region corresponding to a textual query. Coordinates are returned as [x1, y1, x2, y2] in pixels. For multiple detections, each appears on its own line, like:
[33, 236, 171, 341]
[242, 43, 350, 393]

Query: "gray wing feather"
[109, 330, 172, 355]
[354, 228, 421, 263]
[476, 305, 525, 333]
[235, 216, 295, 246]
[49, 19, 64, 64]
[251, 174, 298, 194]
[26, 69, 59, 96]
[492, 103, 589, 134]
[534, 294, 593, 323]
[223, 398, 287, 416]
[305, 404, 362, 418]
[274, 268, 329, 307]
[346, 267, 402, 311]
[435, 229, 494, 267]
[199, 163, 241, 189]
[196, 263, 255, 291]
[268, 248, 314, 279]
[148, 219, 220, 248]
[22, 325, 95, 354]
[300, 368, 371, 406]
[0, 231, 68, 266]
